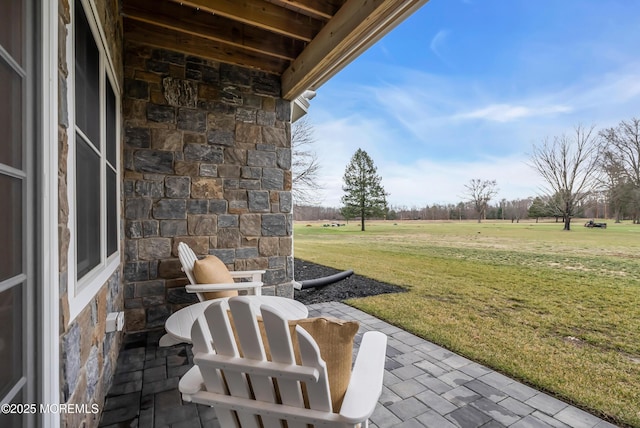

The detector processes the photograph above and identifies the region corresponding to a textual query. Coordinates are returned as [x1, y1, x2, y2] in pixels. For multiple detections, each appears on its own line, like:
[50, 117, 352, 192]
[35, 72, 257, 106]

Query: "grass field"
[294, 220, 640, 427]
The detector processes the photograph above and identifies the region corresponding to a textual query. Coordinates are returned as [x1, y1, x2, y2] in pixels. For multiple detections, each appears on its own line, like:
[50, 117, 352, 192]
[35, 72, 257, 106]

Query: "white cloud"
[313, 147, 543, 207]
[306, 113, 402, 205]
[347, 61, 640, 151]
[306, 54, 640, 208]
[430, 30, 450, 61]
[378, 155, 543, 207]
[561, 64, 640, 122]
[456, 103, 572, 122]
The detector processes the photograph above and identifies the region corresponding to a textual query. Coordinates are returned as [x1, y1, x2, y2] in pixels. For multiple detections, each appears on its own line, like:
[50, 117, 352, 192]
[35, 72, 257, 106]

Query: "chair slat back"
[192, 297, 333, 427]
[204, 301, 260, 428]
[262, 307, 306, 428]
[228, 299, 281, 428]
[191, 309, 238, 427]
[296, 326, 332, 413]
[178, 242, 198, 285]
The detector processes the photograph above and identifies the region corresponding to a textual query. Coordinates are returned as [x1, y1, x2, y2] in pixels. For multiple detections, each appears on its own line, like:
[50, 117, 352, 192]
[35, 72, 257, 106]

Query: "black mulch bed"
[293, 258, 407, 305]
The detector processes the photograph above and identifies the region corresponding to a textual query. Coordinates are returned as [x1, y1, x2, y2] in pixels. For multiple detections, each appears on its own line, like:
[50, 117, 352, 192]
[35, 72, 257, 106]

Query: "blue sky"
[305, 0, 640, 207]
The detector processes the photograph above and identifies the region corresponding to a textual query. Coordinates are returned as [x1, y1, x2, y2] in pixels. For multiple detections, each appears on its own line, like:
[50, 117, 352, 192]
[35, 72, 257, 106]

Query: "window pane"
[0, 175, 22, 282]
[74, 0, 100, 147]
[0, 0, 23, 65]
[0, 284, 23, 400]
[76, 134, 101, 279]
[106, 77, 116, 166]
[0, 59, 23, 169]
[107, 168, 117, 256]
[0, 386, 24, 427]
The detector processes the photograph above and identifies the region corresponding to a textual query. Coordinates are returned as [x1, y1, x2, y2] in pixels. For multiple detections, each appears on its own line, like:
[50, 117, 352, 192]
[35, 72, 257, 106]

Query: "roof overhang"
[122, 0, 429, 101]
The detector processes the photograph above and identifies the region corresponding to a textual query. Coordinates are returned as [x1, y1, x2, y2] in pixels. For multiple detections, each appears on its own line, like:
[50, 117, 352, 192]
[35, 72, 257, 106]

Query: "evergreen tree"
[341, 149, 388, 231]
[528, 197, 549, 222]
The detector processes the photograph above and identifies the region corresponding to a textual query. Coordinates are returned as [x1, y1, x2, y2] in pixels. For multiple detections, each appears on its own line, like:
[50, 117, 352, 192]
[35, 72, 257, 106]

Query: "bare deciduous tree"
[504, 198, 532, 223]
[598, 148, 629, 222]
[463, 179, 498, 223]
[291, 118, 321, 205]
[529, 125, 601, 230]
[599, 118, 640, 223]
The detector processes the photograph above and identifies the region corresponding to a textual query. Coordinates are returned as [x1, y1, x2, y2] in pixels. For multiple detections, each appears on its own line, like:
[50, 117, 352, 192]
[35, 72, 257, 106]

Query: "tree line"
[292, 117, 640, 231]
[294, 195, 607, 223]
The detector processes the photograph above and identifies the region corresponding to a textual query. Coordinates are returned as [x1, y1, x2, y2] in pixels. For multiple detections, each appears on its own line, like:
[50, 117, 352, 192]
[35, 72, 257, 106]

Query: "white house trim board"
[41, 0, 60, 424]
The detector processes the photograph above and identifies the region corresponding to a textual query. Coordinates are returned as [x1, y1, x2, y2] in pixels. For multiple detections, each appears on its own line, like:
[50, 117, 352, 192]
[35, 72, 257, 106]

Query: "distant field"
[294, 219, 640, 427]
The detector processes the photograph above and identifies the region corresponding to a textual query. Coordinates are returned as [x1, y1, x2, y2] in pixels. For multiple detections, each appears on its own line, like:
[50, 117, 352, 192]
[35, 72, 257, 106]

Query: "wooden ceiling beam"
[266, 0, 343, 21]
[281, 0, 429, 100]
[125, 20, 288, 75]
[173, 0, 324, 42]
[123, 0, 305, 61]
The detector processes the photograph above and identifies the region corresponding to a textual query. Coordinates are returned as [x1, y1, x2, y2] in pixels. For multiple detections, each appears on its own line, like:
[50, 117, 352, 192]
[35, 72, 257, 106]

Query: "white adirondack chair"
[178, 242, 265, 302]
[159, 243, 267, 347]
[179, 296, 388, 428]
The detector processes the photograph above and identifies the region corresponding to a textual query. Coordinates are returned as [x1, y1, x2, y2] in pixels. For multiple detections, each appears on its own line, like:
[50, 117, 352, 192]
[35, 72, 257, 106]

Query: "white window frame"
[66, 0, 121, 322]
[42, 0, 60, 424]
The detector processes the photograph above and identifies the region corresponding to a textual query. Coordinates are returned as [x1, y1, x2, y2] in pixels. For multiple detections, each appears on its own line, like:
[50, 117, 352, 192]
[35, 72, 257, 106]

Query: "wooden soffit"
[122, 0, 429, 100]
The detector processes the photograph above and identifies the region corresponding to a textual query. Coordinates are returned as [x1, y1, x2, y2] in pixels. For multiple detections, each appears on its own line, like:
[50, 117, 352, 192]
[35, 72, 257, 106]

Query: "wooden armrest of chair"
[339, 331, 387, 421]
[185, 281, 263, 294]
[179, 366, 204, 401]
[229, 270, 266, 282]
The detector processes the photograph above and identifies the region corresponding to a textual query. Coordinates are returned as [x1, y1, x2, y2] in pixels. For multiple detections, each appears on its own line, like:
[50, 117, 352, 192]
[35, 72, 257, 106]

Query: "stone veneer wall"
[122, 42, 295, 331]
[58, 0, 124, 426]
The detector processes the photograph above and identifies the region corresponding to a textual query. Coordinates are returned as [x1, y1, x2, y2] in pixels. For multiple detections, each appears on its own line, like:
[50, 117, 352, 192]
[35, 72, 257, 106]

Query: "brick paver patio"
[99, 302, 619, 428]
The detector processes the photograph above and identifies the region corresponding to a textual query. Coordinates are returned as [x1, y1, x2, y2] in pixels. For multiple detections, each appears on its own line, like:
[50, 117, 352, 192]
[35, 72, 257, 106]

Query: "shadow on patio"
[98, 302, 617, 428]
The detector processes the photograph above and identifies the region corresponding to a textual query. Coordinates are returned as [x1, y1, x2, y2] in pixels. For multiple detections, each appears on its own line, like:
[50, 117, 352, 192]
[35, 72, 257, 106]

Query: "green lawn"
[294, 220, 640, 427]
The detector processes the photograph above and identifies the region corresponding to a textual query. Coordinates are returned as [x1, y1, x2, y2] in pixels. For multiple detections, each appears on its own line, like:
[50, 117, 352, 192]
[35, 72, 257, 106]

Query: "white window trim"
[41, 0, 60, 424]
[67, 0, 121, 323]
